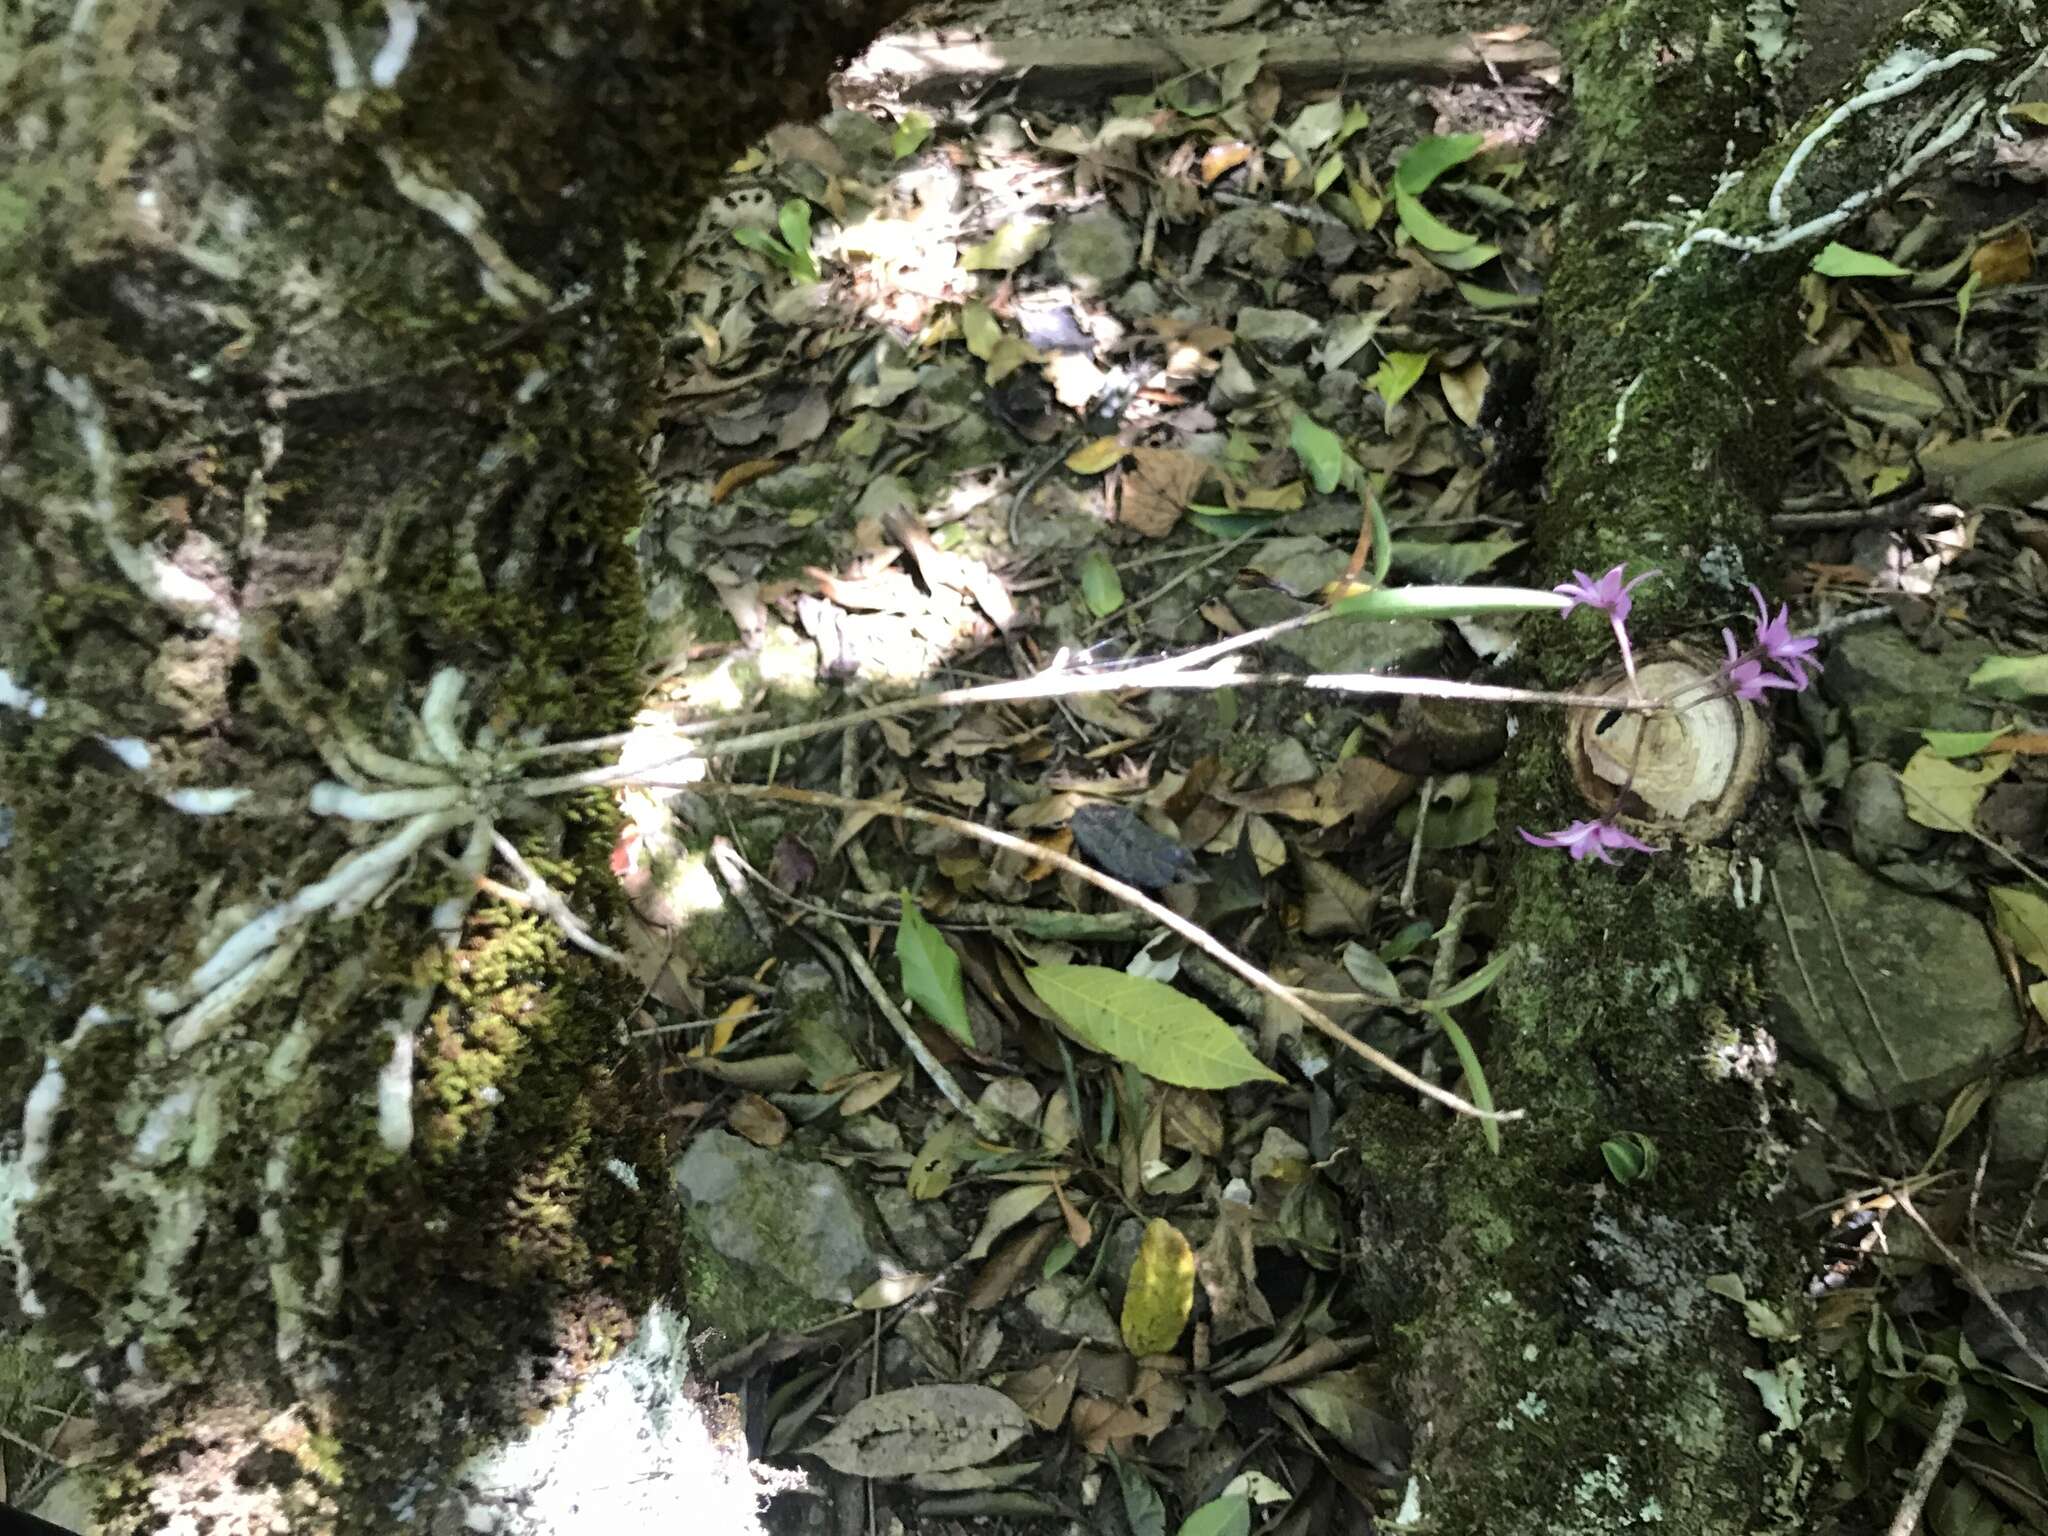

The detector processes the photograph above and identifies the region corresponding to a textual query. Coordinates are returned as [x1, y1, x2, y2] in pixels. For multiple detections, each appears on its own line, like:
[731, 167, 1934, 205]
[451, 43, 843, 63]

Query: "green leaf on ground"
[1116, 1457, 1167, 1536]
[1394, 132, 1486, 195]
[1899, 748, 2011, 831]
[897, 895, 972, 1045]
[962, 218, 1051, 272]
[1177, 1496, 1252, 1536]
[1457, 281, 1540, 310]
[1390, 536, 1521, 582]
[1423, 241, 1500, 273]
[1289, 411, 1346, 493]
[1026, 966, 1283, 1088]
[1970, 654, 2048, 700]
[1812, 242, 1911, 279]
[1394, 190, 1477, 253]
[891, 111, 934, 159]
[961, 300, 1003, 360]
[1921, 727, 2014, 758]
[1078, 549, 1126, 617]
[1393, 775, 1499, 848]
[1369, 350, 1430, 410]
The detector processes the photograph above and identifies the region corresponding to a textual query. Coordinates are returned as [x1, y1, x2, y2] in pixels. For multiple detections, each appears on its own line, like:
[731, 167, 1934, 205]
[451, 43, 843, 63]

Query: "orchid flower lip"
[1518, 817, 1662, 864]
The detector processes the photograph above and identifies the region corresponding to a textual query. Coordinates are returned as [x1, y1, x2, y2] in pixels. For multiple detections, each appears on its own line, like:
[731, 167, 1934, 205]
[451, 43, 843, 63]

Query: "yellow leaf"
[1899, 749, 2012, 831]
[1067, 437, 1128, 475]
[1237, 481, 1306, 512]
[689, 994, 757, 1058]
[710, 458, 780, 504]
[688, 313, 722, 363]
[1201, 142, 1254, 184]
[962, 218, 1050, 272]
[1991, 887, 2048, 971]
[2012, 102, 2048, 127]
[1441, 361, 1489, 427]
[1120, 1217, 1195, 1357]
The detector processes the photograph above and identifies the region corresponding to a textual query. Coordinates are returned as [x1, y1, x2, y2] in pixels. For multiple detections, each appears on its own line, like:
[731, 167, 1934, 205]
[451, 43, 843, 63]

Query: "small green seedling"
[1601, 1130, 1659, 1185]
[733, 198, 819, 283]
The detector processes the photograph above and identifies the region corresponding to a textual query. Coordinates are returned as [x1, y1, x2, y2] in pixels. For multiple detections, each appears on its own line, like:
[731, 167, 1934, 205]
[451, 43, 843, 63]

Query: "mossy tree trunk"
[1342, 3, 2032, 1532]
[0, 3, 901, 1528]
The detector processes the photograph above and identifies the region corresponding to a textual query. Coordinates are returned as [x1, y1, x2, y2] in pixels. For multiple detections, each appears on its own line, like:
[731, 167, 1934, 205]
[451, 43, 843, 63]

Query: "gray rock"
[1023, 1276, 1120, 1345]
[1234, 307, 1320, 360]
[1842, 760, 1936, 868]
[779, 961, 862, 1088]
[873, 1185, 955, 1271]
[1053, 210, 1136, 291]
[1994, 1076, 2048, 1168]
[838, 1115, 903, 1153]
[673, 1131, 882, 1304]
[1822, 628, 1995, 765]
[1225, 587, 1441, 676]
[1764, 843, 2019, 1108]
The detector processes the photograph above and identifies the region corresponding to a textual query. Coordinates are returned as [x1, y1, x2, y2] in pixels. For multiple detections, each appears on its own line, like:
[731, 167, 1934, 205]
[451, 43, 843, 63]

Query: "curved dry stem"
[682, 781, 1521, 1128]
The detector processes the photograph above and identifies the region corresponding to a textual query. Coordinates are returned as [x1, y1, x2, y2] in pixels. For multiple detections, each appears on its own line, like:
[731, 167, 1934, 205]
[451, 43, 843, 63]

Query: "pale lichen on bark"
[0, 0, 905, 1526]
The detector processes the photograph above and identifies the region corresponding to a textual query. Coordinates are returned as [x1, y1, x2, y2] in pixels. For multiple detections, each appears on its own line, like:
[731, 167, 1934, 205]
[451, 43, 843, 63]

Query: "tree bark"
[1339, 2, 2033, 1532]
[0, 3, 902, 1528]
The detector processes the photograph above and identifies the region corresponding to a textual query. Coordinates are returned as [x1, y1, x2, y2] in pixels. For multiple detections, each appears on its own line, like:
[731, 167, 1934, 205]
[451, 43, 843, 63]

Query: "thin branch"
[679, 782, 1519, 1127]
[1885, 1380, 1967, 1536]
[1892, 1188, 2048, 1385]
[824, 922, 997, 1137]
[518, 607, 1660, 796]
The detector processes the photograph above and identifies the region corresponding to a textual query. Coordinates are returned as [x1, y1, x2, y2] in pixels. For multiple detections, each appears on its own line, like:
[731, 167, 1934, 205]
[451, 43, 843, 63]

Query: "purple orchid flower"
[1554, 565, 1659, 691]
[1720, 629, 1799, 703]
[1519, 818, 1662, 864]
[1746, 585, 1822, 688]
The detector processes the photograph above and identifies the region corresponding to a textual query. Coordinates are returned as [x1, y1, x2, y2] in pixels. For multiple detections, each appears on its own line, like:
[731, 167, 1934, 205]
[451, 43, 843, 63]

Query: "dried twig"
[523, 606, 1654, 798]
[1885, 1380, 1967, 1536]
[824, 922, 996, 1137]
[1399, 776, 1435, 913]
[1893, 1188, 2048, 1385]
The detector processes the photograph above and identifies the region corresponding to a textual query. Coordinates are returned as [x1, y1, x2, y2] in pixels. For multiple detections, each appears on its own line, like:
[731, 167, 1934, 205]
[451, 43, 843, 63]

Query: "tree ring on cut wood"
[1567, 643, 1765, 841]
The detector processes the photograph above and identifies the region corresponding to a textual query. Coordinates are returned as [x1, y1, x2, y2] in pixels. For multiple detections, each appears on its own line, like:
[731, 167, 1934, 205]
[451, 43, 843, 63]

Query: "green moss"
[679, 1213, 836, 1346]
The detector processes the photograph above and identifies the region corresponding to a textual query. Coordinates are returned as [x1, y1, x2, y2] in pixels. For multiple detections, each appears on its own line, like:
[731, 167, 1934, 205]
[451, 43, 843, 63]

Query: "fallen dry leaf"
[1069, 1367, 1187, 1455]
[726, 1090, 788, 1147]
[1120, 446, 1214, 538]
[1972, 227, 2034, 288]
[966, 1222, 1059, 1311]
[1001, 1357, 1080, 1431]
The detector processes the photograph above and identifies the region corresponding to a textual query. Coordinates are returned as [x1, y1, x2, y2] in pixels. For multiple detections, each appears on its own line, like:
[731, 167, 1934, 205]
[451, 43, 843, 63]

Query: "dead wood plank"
[835, 29, 1561, 106]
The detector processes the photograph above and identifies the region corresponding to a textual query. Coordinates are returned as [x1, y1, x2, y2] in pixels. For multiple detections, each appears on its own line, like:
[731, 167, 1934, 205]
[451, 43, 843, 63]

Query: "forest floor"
[14, 18, 2029, 1536]
[527, 25, 2048, 1534]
